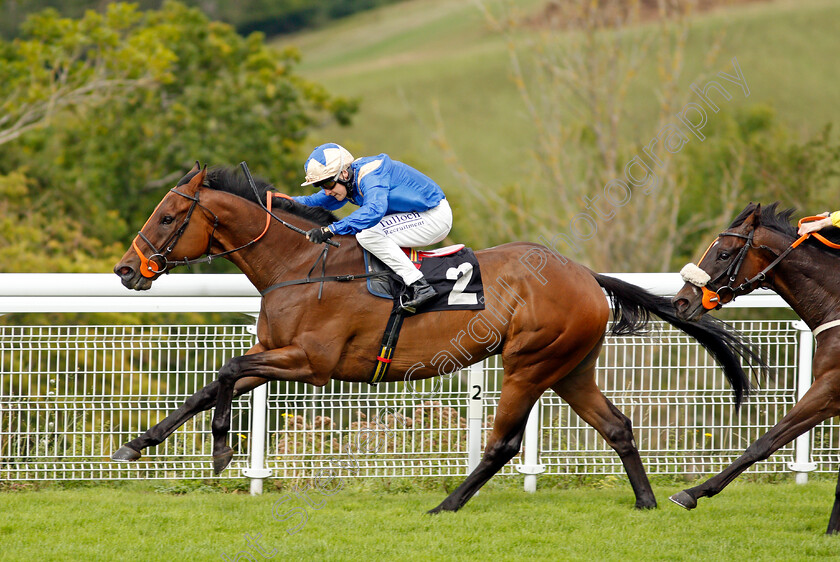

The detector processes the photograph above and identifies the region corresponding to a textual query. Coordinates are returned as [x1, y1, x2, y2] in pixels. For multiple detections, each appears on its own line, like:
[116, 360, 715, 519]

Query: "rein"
[240, 161, 339, 248]
[132, 188, 273, 278]
[258, 243, 387, 300]
[133, 162, 341, 279]
[259, 267, 388, 297]
[132, 170, 383, 298]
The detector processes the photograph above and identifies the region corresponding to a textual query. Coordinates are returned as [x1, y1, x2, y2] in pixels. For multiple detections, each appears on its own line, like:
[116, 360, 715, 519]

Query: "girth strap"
[370, 308, 408, 385]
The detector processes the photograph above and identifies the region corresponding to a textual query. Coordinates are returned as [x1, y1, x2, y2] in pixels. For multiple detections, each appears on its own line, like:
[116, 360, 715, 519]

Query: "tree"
[0, 169, 123, 273]
[0, 0, 407, 40]
[674, 107, 840, 264]
[0, 4, 167, 147]
[0, 1, 357, 267]
[458, 0, 730, 271]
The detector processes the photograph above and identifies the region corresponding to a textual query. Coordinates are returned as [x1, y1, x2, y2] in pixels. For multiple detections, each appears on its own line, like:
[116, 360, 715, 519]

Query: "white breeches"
[355, 199, 452, 285]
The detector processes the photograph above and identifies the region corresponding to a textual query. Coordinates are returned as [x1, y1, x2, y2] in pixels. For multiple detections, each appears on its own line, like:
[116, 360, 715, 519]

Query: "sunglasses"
[315, 178, 337, 189]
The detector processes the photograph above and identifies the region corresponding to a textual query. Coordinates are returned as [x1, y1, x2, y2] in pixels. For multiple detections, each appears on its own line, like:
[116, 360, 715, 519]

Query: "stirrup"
[399, 293, 417, 314]
[400, 284, 436, 314]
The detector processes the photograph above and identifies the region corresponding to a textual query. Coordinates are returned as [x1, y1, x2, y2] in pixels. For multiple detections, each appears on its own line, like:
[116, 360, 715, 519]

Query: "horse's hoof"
[669, 491, 697, 510]
[111, 445, 142, 462]
[426, 502, 457, 515]
[213, 447, 234, 474]
[634, 500, 658, 510]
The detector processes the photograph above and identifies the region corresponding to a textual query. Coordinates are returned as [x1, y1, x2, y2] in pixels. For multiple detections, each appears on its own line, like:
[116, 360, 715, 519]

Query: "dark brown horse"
[113, 163, 762, 513]
[671, 202, 840, 534]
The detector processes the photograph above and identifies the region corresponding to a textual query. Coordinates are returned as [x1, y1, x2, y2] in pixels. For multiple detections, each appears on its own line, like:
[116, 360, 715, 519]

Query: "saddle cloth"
[363, 244, 485, 312]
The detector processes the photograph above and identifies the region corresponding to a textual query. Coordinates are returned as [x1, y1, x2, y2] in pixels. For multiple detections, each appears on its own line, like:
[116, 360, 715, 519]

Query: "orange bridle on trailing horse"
[685, 215, 840, 310]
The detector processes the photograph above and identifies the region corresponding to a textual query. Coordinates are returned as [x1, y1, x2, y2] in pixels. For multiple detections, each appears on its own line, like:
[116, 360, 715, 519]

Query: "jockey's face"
[318, 168, 350, 201]
[323, 183, 347, 201]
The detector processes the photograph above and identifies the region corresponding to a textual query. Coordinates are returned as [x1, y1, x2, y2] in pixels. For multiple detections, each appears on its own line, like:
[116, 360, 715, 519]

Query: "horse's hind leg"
[427, 377, 537, 514]
[428, 329, 608, 514]
[112, 374, 266, 461]
[828, 466, 840, 535]
[551, 344, 657, 509]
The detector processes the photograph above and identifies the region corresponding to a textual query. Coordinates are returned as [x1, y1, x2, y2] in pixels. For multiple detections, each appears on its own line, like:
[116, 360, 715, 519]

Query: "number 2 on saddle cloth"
[364, 244, 486, 384]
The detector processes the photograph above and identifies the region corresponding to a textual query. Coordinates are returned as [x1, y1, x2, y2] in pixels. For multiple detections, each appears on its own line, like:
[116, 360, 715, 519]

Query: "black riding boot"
[401, 278, 437, 313]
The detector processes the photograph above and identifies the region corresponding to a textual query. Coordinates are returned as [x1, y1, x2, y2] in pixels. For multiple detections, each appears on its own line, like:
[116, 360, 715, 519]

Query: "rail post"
[243, 320, 271, 494]
[467, 362, 484, 473]
[788, 320, 816, 484]
[516, 399, 545, 492]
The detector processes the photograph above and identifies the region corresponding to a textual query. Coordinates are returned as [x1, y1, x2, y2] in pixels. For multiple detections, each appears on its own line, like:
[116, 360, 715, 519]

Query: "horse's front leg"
[211, 344, 325, 473]
[670, 370, 840, 511]
[113, 344, 268, 462]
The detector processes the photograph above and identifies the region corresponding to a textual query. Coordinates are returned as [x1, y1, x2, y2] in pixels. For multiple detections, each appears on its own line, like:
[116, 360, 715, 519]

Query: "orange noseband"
[701, 286, 721, 310]
[132, 189, 273, 279]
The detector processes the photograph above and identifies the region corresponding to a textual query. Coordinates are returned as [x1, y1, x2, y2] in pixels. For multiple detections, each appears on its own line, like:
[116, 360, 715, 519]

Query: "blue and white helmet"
[301, 143, 354, 186]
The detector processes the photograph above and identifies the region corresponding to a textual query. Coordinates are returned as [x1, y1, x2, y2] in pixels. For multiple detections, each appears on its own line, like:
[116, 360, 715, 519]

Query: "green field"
[3, 479, 840, 561]
[279, 0, 840, 191]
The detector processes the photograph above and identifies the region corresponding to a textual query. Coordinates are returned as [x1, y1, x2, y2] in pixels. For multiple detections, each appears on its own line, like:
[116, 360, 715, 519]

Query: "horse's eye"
[161, 215, 174, 225]
[718, 251, 731, 260]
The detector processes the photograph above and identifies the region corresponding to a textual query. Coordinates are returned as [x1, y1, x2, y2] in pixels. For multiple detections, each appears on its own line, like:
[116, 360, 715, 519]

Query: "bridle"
[128, 162, 391, 298]
[131, 186, 272, 278]
[687, 216, 840, 310]
[129, 163, 347, 293]
[693, 229, 761, 309]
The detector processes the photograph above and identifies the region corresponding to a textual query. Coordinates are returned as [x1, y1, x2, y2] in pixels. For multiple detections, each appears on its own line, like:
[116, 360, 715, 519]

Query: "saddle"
[363, 244, 484, 312]
[366, 244, 485, 384]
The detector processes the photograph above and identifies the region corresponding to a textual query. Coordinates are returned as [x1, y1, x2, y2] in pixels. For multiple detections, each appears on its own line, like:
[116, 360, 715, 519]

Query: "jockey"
[291, 143, 453, 312]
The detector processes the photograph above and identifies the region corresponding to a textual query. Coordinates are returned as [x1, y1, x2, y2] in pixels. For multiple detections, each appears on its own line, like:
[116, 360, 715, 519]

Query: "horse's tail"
[592, 272, 766, 409]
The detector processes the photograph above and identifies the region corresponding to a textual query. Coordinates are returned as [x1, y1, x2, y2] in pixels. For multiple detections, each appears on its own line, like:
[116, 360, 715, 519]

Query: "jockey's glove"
[306, 226, 334, 244]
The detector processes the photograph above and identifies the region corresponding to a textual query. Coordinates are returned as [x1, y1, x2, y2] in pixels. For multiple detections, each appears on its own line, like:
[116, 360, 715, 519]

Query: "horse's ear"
[183, 164, 207, 194]
[752, 203, 761, 227]
[188, 161, 200, 174]
[747, 203, 761, 229]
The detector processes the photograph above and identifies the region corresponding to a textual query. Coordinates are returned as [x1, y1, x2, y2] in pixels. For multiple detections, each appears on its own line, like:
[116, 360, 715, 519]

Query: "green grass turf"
[278, 0, 840, 191]
[3, 478, 840, 561]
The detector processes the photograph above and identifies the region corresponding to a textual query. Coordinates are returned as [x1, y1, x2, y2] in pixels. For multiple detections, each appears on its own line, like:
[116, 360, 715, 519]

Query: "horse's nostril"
[673, 298, 688, 312]
[115, 265, 134, 279]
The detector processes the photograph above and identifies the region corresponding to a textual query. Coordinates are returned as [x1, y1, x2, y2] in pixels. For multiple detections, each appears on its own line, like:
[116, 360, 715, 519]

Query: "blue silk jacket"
[293, 154, 445, 235]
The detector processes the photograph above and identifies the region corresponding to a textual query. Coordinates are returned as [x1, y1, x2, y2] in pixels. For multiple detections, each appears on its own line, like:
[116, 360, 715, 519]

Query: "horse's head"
[115, 162, 215, 290]
[673, 203, 782, 321]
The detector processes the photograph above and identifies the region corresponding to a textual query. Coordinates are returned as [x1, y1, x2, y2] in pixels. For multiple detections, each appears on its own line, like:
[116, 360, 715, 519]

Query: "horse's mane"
[729, 201, 840, 255]
[178, 166, 338, 227]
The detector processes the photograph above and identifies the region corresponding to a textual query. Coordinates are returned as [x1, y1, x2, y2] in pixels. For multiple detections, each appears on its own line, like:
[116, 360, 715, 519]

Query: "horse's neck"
[768, 237, 840, 328]
[209, 195, 361, 292]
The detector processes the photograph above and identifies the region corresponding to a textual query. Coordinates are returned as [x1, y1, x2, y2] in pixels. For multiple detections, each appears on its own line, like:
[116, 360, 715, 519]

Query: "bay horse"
[113, 162, 762, 513]
[670, 202, 840, 534]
